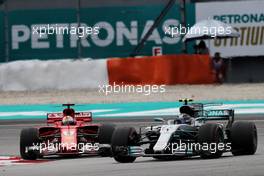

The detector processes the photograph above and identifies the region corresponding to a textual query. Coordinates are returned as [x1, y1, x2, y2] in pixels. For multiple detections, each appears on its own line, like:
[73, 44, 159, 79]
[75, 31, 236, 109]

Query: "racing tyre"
[98, 124, 116, 157]
[198, 123, 224, 159]
[230, 121, 257, 156]
[20, 128, 40, 160]
[111, 127, 139, 163]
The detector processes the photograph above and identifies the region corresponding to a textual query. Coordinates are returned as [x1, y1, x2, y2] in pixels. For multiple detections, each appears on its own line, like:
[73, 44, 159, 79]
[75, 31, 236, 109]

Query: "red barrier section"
[107, 54, 216, 85]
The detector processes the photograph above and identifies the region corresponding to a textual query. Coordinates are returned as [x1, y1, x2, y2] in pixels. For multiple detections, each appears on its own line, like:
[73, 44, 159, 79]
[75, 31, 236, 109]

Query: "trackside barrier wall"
[0, 59, 108, 91]
[107, 55, 216, 85]
[0, 55, 216, 91]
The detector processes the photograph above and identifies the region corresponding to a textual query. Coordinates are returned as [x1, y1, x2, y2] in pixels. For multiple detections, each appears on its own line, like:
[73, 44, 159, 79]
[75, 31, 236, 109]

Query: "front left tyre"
[20, 128, 40, 160]
[111, 127, 139, 163]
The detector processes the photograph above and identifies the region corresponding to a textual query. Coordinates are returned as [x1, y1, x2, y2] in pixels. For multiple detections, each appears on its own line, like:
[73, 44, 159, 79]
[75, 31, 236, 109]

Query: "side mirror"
[154, 118, 165, 122]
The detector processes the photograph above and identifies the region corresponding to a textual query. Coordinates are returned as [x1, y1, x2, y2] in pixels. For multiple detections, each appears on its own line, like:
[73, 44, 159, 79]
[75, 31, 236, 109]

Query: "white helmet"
[62, 116, 75, 125]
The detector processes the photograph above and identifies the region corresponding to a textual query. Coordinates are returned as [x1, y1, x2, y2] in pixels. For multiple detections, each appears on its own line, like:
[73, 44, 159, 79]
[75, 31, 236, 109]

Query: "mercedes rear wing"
[196, 109, 234, 123]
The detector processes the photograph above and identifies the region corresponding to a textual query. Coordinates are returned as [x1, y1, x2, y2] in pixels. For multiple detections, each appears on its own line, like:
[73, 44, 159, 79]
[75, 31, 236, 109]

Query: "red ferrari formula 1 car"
[20, 104, 115, 160]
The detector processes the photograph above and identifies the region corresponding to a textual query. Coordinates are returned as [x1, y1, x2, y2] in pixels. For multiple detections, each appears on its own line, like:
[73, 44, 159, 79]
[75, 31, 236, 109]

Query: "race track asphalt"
[0, 117, 264, 176]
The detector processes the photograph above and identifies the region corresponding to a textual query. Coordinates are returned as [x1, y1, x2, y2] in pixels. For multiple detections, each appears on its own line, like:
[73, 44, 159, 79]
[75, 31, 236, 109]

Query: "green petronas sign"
[0, 4, 195, 62]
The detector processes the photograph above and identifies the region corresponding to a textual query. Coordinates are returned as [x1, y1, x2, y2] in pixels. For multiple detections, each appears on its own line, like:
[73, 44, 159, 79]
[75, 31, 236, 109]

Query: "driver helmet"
[179, 105, 195, 117]
[62, 115, 76, 125]
[178, 113, 193, 125]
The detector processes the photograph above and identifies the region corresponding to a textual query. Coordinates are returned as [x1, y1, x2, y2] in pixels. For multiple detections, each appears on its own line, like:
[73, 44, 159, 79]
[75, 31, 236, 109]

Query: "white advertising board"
[196, 1, 264, 57]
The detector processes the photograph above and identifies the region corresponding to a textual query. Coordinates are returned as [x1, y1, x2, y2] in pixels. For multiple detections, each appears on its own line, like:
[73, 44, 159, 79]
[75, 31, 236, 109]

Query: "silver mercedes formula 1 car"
[111, 99, 258, 163]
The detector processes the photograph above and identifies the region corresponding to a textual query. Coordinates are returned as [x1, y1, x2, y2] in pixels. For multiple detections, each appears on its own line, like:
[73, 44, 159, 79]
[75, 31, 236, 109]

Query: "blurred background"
[0, 0, 263, 86]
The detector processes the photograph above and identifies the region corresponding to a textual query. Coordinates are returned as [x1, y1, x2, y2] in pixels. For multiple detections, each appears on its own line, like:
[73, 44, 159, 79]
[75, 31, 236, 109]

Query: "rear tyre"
[230, 121, 257, 156]
[20, 128, 40, 160]
[111, 127, 139, 163]
[198, 123, 224, 159]
[98, 124, 116, 157]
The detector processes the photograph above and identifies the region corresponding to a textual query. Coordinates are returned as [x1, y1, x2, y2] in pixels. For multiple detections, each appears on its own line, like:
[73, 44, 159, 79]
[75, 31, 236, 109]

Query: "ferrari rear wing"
[47, 112, 92, 124]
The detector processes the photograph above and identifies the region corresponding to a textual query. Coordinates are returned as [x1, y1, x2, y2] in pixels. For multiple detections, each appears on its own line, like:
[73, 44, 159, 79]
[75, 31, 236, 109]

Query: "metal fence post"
[3, 0, 9, 62]
[180, 0, 187, 53]
[76, 0, 81, 59]
[130, 0, 177, 57]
